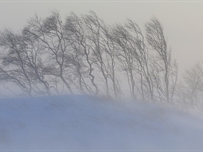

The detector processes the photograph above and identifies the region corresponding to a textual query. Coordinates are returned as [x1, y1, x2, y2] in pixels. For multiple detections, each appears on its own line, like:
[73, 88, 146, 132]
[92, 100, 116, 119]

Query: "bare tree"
[0, 11, 180, 101]
[111, 20, 154, 100]
[24, 11, 74, 94]
[145, 17, 178, 102]
[111, 23, 138, 98]
[181, 63, 203, 107]
[0, 29, 33, 96]
[64, 12, 99, 95]
[82, 11, 112, 97]
[101, 24, 122, 97]
[21, 27, 55, 95]
[124, 19, 155, 101]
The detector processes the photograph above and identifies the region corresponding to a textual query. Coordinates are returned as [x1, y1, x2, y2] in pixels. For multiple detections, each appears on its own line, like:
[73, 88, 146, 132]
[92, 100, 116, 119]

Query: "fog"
[1, 2, 203, 150]
[0, 1, 203, 100]
[0, 2, 202, 71]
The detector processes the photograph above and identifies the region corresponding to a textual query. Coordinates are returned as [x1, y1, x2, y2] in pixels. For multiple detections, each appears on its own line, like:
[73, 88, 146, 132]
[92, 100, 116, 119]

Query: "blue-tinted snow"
[0, 95, 203, 151]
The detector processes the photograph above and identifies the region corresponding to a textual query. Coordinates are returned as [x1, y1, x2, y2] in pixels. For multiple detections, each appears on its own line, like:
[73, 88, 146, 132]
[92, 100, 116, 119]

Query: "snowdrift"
[1, 95, 203, 151]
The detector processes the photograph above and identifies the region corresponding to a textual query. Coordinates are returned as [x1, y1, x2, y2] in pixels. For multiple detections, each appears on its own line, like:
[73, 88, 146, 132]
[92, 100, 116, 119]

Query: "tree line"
[0, 10, 202, 107]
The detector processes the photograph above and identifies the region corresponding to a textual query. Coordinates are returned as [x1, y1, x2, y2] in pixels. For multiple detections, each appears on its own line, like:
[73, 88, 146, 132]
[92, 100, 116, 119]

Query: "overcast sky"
[0, 1, 203, 72]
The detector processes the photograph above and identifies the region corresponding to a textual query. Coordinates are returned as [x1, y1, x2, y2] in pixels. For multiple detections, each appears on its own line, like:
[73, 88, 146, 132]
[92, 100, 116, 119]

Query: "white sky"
[0, 1, 202, 76]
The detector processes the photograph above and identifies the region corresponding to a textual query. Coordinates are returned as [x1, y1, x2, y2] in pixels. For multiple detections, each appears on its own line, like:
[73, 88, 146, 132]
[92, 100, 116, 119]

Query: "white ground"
[1, 95, 203, 151]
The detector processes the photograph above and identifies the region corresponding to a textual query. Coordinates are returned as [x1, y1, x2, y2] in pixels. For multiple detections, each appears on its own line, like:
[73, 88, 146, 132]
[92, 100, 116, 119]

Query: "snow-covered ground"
[1, 94, 203, 151]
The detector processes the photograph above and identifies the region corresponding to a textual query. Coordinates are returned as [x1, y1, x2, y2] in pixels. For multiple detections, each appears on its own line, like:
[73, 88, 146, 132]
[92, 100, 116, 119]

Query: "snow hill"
[1, 95, 203, 151]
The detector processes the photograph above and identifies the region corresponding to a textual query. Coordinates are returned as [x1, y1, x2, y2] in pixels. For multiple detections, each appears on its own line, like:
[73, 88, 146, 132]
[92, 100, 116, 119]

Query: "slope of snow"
[0, 95, 203, 151]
